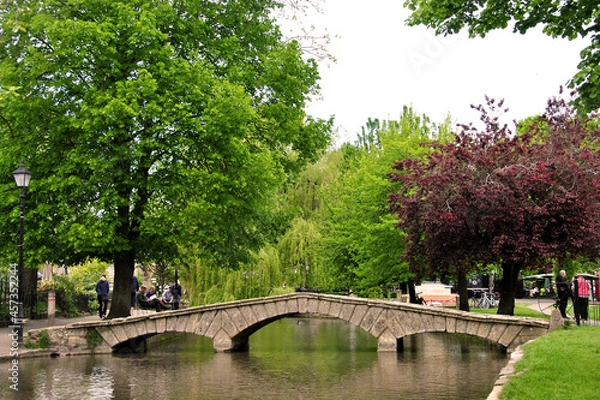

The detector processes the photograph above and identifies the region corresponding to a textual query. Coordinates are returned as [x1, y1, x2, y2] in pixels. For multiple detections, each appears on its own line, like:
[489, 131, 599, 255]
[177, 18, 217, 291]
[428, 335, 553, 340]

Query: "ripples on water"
[1, 318, 507, 399]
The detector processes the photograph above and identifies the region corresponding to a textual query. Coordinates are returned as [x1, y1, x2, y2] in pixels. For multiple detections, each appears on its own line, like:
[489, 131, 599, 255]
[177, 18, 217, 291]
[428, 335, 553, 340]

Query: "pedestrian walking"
[131, 274, 140, 315]
[95, 274, 110, 319]
[556, 270, 571, 319]
[171, 280, 182, 310]
[574, 275, 590, 322]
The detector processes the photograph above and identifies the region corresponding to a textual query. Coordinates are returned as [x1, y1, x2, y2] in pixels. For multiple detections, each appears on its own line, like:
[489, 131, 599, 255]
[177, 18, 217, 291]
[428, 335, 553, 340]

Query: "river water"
[2, 317, 507, 399]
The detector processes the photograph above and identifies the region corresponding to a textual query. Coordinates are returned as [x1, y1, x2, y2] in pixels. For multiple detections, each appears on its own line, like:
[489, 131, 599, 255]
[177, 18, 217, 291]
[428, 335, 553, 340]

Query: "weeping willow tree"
[182, 243, 287, 305]
[251, 244, 286, 295]
[278, 218, 323, 289]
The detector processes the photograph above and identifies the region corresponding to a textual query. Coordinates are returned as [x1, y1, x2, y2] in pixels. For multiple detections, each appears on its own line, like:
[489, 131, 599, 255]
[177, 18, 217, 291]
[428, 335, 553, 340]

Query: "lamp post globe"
[12, 161, 31, 344]
[13, 161, 32, 188]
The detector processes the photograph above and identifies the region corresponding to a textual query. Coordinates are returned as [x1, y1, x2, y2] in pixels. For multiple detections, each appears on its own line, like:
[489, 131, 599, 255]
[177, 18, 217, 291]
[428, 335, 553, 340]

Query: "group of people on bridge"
[132, 274, 183, 313]
[94, 273, 183, 318]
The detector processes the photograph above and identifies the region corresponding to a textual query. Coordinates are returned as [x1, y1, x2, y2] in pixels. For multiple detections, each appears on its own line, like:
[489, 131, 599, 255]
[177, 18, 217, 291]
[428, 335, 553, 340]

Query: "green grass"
[500, 325, 600, 400]
[468, 302, 599, 399]
[512, 304, 550, 318]
[587, 304, 599, 321]
[468, 304, 549, 319]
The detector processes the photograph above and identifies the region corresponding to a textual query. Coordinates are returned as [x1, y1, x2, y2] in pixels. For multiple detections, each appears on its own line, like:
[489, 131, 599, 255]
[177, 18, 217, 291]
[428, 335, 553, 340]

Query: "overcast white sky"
[294, 0, 589, 145]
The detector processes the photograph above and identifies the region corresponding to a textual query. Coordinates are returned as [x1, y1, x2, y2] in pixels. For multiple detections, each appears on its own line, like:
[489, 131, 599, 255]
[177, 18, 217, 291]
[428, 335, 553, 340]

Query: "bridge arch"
[29, 293, 553, 354]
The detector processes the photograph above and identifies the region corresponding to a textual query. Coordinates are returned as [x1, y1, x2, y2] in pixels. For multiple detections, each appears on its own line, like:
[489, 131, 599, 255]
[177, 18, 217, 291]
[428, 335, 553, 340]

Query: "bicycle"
[470, 291, 482, 309]
[476, 291, 499, 309]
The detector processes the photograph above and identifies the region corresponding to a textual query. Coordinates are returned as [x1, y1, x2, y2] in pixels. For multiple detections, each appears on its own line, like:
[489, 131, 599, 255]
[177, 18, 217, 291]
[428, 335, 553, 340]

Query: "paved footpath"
[522, 298, 555, 315]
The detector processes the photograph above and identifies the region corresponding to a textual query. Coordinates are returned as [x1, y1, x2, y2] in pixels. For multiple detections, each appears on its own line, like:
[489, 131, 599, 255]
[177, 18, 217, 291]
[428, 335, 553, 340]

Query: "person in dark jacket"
[170, 280, 183, 310]
[95, 274, 110, 318]
[131, 274, 140, 315]
[556, 270, 571, 319]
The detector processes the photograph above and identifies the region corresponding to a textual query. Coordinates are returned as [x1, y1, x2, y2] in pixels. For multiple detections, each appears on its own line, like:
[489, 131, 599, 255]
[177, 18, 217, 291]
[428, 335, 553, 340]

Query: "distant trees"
[318, 107, 452, 297]
[222, 107, 453, 300]
[389, 97, 600, 315]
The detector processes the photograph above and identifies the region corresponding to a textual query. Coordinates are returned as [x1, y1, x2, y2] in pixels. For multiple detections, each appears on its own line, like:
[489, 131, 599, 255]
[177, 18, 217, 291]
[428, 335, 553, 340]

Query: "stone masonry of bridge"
[26, 292, 557, 355]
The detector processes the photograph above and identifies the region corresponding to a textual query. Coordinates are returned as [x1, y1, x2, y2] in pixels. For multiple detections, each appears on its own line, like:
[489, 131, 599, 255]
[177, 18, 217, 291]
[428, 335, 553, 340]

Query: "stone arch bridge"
[28, 292, 554, 355]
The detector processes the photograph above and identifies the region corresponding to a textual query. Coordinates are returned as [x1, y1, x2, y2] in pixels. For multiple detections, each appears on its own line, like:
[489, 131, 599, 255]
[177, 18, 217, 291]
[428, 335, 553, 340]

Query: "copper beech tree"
[388, 97, 600, 315]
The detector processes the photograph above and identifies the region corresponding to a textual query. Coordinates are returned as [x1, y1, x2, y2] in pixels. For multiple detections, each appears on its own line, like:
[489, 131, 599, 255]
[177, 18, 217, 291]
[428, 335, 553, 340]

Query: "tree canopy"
[0, 0, 331, 317]
[404, 0, 600, 113]
[389, 97, 600, 315]
[318, 107, 453, 297]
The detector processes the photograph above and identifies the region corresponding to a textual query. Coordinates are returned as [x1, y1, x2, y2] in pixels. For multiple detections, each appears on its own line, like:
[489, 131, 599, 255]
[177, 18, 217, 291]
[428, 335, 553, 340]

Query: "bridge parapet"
[26, 293, 552, 354]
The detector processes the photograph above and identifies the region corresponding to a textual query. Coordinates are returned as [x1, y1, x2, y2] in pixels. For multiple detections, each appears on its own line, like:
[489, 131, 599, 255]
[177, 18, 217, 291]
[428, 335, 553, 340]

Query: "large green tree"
[0, 0, 330, 317]
[404, 0, 600, 113]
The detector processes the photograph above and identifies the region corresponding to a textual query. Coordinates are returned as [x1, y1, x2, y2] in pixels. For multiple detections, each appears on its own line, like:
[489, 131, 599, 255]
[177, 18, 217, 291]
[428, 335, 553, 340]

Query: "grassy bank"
[500, 325, 600, 400]
[468, 302, 599, 399]
[469, 304, 550, 318]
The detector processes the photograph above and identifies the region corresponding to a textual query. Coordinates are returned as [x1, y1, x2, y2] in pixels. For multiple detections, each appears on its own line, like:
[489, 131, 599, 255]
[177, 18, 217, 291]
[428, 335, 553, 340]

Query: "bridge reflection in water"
[27, 292, 553, 355]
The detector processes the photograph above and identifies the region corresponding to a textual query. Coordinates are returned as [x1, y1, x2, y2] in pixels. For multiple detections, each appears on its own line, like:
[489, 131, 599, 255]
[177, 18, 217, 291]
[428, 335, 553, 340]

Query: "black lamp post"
[12, 161, 32, 344]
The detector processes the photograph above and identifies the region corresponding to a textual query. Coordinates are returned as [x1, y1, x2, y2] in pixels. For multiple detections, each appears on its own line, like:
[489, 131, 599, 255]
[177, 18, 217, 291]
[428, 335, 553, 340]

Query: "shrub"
[45, 259, 110, 316]
[86, 329, 103, 349]
[25, 329, 50, 349]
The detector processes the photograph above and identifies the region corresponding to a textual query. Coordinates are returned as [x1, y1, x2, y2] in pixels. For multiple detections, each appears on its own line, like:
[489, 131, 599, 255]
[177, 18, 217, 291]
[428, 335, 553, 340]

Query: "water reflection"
[1, 318, 507, 400]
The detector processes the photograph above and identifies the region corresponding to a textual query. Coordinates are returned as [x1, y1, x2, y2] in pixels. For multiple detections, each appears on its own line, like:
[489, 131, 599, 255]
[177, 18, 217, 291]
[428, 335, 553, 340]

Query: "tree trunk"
[457, 269, 469, 311]
[107, 250, 134, 318]
[107, 201, 137, 319]
[408, 279, 417, 303]
[497, 259, 524, 315]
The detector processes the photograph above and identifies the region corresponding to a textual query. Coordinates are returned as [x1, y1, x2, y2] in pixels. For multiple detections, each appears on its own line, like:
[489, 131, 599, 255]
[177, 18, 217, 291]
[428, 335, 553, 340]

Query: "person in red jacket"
[574, 275, 590, 322]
